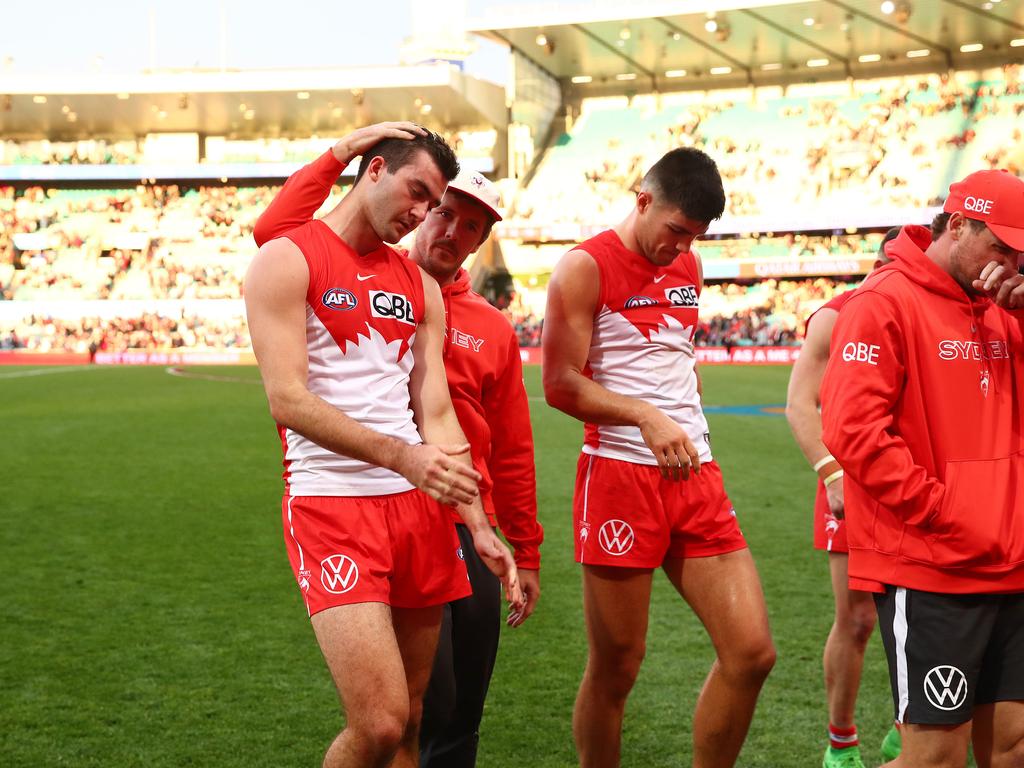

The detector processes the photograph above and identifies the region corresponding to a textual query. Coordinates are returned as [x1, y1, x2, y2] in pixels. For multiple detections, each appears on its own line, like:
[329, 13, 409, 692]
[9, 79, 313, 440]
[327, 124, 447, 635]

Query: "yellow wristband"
[823, 469, 844, 487]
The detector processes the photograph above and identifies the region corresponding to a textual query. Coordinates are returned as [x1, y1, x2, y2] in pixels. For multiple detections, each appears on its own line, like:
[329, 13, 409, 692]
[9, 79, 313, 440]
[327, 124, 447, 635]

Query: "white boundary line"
[164, 366, 261, 385]
[0, 365, 103, 380]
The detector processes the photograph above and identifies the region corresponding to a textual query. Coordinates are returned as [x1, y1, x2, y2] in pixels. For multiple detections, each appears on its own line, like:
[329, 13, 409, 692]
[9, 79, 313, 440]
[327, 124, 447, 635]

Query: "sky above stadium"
[1, 0, 562, 82]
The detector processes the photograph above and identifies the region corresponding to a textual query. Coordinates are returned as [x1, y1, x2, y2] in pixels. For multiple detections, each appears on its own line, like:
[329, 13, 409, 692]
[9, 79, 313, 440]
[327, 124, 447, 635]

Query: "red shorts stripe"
[573, 454, 746, 567]
[282, 491, 471, 617]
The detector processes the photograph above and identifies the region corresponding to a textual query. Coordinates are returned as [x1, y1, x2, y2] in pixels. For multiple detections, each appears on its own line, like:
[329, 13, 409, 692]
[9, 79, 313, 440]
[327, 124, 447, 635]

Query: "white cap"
[445, 169, 503, 222]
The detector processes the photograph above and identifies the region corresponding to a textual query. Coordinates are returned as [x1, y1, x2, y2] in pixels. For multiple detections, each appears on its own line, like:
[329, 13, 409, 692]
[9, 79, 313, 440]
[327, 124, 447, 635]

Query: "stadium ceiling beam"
[939, 0, 1024, 32]
[488, 31, 560, 82]
[653, 17, 752, 83]
[824, 0, 954, 69]
[742, 8, 851, 75]
[570, 24, 657, 89]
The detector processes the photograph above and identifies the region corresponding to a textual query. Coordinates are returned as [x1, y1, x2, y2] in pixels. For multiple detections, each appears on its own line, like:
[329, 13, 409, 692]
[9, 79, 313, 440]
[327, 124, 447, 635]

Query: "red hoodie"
[821, 225, 1024, 594]
[253, 150, 542, 568]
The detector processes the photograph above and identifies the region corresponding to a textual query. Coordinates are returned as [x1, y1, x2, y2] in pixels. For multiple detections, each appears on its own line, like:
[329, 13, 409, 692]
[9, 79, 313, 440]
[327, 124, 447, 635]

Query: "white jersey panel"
[284, 308, 419, 496]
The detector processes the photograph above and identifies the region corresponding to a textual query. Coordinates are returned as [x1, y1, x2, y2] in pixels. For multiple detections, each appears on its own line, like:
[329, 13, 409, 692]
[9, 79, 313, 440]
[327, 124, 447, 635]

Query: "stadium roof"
[0, 63, 505, 140]
[469, 0, 1024, 93]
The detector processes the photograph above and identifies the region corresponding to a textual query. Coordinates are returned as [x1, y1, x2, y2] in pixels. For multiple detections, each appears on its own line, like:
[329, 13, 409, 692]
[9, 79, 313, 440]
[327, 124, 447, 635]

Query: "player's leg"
[418, 604, 455, 763]
[312, 603, 411, 768]
[573, 564, 654, 768]
[420, 523, 502, 768]
[663, 549, 775, 768]
[823, 553, 877, 763]
[970, 592, 1024, 768]
[391, 604, 445, 768]
[880, 723, 970, 768]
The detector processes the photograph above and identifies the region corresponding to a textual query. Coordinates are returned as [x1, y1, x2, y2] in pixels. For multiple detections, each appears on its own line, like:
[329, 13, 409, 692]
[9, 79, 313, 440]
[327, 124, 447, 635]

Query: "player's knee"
[989, 736, 1024, 768]
[722, 636, 776, 684]
[347, 708, 408, 764]
[591, 639, 646, 695]
[847, 604, 877, 647]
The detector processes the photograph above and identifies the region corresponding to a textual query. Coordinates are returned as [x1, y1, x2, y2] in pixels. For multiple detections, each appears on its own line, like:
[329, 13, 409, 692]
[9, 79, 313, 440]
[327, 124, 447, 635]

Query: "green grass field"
[2, 364, 900, 767]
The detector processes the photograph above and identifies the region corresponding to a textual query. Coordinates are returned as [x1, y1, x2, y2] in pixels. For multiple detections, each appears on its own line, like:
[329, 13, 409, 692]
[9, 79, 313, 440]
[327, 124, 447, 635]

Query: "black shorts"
[874, 586, 1024, 725]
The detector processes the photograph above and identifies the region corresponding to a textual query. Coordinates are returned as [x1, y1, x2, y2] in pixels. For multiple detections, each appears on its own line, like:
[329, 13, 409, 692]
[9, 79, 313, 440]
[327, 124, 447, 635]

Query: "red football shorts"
[573, 454, 746, 567]
[281, 491, 471, 617]
[813, 479, 849, 554]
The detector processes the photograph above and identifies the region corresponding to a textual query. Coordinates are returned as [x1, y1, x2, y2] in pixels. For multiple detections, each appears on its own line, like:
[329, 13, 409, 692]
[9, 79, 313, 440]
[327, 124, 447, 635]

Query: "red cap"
[944, 169, 1024, 251]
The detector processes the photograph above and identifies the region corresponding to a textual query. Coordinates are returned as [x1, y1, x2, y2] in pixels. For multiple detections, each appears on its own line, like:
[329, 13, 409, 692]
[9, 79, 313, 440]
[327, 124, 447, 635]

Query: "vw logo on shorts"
[923, 665, 968, 710]
[598, 519, 635, 556]
[320, 554, 359, 594]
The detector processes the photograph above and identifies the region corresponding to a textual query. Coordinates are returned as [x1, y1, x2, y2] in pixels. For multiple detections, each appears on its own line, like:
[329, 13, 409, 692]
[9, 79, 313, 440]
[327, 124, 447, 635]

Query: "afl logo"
[322, 287, 357, 311]
[625, 295, 657, 308]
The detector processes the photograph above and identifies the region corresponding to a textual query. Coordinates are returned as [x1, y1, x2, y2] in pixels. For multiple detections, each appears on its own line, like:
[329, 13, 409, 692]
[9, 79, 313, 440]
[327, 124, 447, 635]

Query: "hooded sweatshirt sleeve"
[253, 149, 345, 247]
[482, 329, 542, 568]
[821, 290, 945, 525]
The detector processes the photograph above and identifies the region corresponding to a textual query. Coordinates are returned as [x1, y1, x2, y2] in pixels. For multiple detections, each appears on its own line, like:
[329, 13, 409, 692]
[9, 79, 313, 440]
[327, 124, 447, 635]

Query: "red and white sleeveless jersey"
[278, 219, 425, 496]
[577, 229, 713, 466]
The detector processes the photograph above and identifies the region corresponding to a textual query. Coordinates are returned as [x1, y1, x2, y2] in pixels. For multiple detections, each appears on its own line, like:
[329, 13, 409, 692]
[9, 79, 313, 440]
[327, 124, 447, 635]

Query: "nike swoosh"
[653, 275, 666, 283]
[356, 274, 376, 281]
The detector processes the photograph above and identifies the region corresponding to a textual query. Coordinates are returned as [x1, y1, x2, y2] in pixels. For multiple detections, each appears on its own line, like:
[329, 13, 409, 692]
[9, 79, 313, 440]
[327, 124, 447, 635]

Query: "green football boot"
[880, 726, 902, 762]
[822, 745, 866, 768]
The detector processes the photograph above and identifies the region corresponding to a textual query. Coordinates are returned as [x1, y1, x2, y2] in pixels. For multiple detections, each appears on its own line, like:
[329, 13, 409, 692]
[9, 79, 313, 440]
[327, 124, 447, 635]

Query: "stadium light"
[535, 33, 547, 46]
[959, 43, 983, 53]
[807, 58, 829, 67]
[571, 75, 593, 83]
[116, 93, 130, 100]
[616, 73, 637, 81]
[859, 53, 882, 63]
[1012, 39, 1024, 47]
[664, 69, 687, 77]
[32, 95, 46, 104]
[619, 26, 631, 40]
[880, 1, 895, 14]
[760, 62, 782, 71]
[906, 48, 929, 57]
[296, 92, 310, 100]
[61, 104, 71, 114]
[710, 66, 732, 75]
[803, 17, 815, 26]
[704, 15, 718, 33]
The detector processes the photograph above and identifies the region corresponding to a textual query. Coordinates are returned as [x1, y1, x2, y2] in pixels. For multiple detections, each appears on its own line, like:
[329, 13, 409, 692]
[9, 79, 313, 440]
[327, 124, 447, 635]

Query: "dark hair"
[354, 128, 459, 185]
[930, 211, 950, 240]
[642, 147, 726, 222]
[931, 211, 986, 241]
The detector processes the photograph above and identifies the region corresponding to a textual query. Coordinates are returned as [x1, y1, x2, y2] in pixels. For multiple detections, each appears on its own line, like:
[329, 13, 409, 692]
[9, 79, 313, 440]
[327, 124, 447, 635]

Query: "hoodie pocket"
[926, 453, 1024, 568]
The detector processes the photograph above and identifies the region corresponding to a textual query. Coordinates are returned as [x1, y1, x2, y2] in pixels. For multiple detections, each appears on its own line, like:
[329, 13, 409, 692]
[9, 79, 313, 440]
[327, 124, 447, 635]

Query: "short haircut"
[354, 128, 459, 185]
[930, 212, 950, 240]
[642, 147, 726, 222]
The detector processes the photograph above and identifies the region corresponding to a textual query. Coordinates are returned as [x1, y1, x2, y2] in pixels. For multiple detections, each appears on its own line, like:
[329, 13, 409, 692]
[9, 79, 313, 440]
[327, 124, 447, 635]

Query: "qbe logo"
[924, 665, 968, 710]
[664, 285, 698, 308]
[598, 519, 635, 556]
[964, 196, 993, 215]
[625, 295, 658, 308]
[322, 287, 357, 311]
[370, 290, 416, 326]
[320, 554, 359, 594]
[841, 341, 880, 366]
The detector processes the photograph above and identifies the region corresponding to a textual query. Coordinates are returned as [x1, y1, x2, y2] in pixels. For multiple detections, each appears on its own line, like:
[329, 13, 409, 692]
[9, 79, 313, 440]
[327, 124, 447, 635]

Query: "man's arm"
[820, 291, 943, 524]
[481, 329, 542, 625]
[542, 249, 700, 480]
[253, 122, 426, 247]
[409, 272, 525, 612]
[244, 238, 479, 506]
[786, 309, 845, 516]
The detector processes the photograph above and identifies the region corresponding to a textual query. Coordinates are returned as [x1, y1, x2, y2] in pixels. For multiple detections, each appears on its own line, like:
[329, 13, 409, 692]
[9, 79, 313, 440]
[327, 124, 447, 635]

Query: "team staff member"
[786, 230, 899, 768]
[821, 169, 1024, 768]
[543, 147, 775, 768]
[254, 123, 543, 768]
[246, 127, 523, 768]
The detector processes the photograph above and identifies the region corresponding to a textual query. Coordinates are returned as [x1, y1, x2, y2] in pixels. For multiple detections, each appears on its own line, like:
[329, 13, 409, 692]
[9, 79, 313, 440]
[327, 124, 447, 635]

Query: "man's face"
[948, 214, 1022, 295]
[366, 150, 448, 243]
[636, 193, 710, 267]
[413, 190, 491, 280]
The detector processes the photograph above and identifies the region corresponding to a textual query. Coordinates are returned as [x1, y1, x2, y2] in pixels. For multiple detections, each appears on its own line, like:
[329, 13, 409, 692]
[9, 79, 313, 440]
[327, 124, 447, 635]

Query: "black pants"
[419, 524, 502, 768]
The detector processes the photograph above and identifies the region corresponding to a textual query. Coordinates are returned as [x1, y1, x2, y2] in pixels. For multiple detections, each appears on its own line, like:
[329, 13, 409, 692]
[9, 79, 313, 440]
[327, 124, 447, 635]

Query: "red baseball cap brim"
[988, 222, 1024, 252]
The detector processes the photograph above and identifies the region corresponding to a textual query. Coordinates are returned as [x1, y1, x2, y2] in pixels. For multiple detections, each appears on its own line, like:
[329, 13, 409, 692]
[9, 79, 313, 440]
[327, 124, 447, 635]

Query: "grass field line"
[165, 366, 262, 384]
[0, 365, 103, 380]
